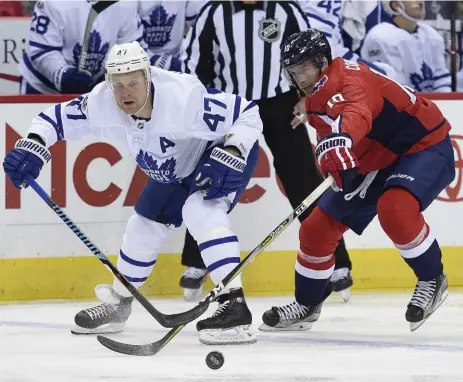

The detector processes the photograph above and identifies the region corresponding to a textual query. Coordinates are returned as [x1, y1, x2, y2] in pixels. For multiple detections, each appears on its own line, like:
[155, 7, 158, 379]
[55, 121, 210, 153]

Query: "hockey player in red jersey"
[259, 29, 455, 332]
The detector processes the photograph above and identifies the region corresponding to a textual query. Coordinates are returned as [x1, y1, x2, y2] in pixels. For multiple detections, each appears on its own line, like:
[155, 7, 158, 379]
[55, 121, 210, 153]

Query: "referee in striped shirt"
[177, 0, 352, 301]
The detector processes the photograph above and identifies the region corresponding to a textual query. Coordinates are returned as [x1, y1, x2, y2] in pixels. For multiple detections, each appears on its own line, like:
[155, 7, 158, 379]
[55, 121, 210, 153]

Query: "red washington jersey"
[305, 57, 451, 174]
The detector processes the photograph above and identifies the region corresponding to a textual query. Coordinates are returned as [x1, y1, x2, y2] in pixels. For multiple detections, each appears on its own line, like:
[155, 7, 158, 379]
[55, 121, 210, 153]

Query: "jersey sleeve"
[184, 86, 263, 160]
[298, 0, 341, 39]
[286, 1, 311, 33]
[24, 2, 68, 86]
[185, 0, 207, 27]
[360, 27, 405, 80]
[182, 2, 216, 86]
[322, 76, 373, 145]
[430, 34, 451, 92]
[27, 91, 100, 148]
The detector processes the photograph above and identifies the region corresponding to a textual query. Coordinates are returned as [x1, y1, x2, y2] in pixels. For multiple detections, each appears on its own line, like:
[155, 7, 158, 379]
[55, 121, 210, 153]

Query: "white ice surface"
[0, 291, 461, 382]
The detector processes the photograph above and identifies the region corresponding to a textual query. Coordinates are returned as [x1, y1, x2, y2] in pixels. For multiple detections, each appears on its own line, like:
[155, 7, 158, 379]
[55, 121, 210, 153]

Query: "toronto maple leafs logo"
[410, 62, 434, 92]
[73, 30, 109, 75]
[141, 5, 176, 48]
[136, 149, 178, 183]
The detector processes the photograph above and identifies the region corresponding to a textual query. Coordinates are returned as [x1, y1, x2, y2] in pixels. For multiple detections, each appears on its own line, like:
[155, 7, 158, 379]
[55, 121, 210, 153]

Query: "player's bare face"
[111, 70, 148, 114]
[287, 61, 322, 96]
[403, 1, 425, 20]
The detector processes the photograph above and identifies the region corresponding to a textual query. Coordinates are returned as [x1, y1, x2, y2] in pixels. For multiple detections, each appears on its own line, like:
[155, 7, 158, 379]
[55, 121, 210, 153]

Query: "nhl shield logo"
[258, 18, 281, 43]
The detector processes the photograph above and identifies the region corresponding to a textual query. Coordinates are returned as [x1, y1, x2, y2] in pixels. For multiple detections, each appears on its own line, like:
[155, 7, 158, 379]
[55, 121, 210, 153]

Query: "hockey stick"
[26, 177, 209, 327]
[97, 175, 335, 356]
[78, 0, 119, 74]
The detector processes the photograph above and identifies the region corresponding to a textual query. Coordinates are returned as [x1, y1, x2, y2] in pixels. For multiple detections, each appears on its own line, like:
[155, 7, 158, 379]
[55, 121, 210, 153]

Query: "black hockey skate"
[331, 267, 353, 303]
[196, 288, 256, 345]
[406, 272, 448, 332]
[179, 267, 208, 302]
[71, 285, 133, 335]
[259, 301, 322, 332]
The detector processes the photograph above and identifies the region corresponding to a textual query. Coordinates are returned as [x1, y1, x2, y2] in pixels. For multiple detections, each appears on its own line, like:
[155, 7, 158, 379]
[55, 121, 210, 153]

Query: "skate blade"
[199, 325, 256, 345]
[340, 288, 351, 303]
[258, 321, 313, 332]
[409, 290, 449, 332]
[71, 322, 125, 335]
[183, 287, 203, 303]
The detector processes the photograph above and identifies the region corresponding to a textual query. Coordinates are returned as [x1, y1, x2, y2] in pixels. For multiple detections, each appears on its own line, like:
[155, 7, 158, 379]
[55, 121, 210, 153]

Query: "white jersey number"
[370, 68, 417, 104]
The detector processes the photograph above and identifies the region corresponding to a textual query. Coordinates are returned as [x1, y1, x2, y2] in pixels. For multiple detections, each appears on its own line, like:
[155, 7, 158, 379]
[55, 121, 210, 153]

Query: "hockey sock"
[378, 188, 443, 281]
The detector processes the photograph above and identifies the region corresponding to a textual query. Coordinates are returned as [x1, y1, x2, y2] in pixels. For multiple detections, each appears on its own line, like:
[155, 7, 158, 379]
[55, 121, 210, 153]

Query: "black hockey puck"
[206, 351, 224, 370]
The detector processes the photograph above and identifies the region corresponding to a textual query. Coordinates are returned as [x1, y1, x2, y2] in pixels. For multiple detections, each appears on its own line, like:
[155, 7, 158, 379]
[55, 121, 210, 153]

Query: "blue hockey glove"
[3, 138, 51, 189]
[55, 66, 93, 94]
[150, 53, 182, 72]
[195, 147, 246, 200]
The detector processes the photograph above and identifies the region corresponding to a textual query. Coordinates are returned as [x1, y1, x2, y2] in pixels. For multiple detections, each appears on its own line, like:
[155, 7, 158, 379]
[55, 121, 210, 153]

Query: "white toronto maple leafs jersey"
[298, 1, 343, 45]
[296, 1, 368, 63]
[19, 0, 144, 94]
[27, 67, 262, 183]
[138, 1, 206, 55]
[361, 22, 451, 92]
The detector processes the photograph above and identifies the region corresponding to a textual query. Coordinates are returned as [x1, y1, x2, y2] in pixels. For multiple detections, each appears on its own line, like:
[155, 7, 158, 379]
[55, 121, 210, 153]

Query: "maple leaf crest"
[151, 5, 176, 28]
[73, 30, 110, 75]
[136, 150, 178, 183]
[141, 5, 177, 48]
[409, 62, 434, 92]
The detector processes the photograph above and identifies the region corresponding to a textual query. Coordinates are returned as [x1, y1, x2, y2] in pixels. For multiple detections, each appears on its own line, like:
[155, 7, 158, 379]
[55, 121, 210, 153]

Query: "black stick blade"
[97, 326, 184, 356]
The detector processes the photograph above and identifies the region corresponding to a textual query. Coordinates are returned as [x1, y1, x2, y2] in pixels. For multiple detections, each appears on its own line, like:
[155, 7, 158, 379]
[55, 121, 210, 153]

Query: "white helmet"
[105, 41, 152, 115]
[105, 41, 151, 81]
[382, 1, 425, 22]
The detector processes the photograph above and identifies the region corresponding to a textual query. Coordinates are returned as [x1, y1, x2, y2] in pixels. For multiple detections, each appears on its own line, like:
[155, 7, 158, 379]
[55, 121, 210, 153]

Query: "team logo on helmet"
[258, 18, 281, 43]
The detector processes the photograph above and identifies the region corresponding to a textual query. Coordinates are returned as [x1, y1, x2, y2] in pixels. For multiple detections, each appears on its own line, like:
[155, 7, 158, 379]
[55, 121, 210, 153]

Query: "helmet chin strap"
[133, 79, 151, 117]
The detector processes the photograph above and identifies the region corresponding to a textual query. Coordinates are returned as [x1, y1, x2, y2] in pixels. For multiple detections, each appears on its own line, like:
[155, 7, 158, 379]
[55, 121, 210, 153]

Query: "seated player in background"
[4, 41, 262, 345]
[19, 0, 144, 95]
[259, 29, 454, 332]
[361, 1, 451, 92]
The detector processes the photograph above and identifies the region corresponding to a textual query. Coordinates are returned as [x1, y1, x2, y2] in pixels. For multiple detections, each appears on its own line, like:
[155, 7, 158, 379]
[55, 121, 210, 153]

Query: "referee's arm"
[182, 2, 217, 87]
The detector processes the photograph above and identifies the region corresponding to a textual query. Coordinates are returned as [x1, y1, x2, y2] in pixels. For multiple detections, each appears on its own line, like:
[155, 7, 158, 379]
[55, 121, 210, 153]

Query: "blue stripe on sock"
[123, 274, 149, 283]
[208, 256, 240, 272]
[199, 236, 238, 251]
[120, 250, 156, 267]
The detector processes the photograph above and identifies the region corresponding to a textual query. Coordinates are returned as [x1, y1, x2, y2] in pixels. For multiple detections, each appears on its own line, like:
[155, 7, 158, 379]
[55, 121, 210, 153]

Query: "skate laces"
[211, 300, 230, 318]
[331, 268, 350, 283]
[183, 267, 207, 279]
[275, 302, 309, 322]
[85, 304, 117, 320]
[409, 280, 437, 309]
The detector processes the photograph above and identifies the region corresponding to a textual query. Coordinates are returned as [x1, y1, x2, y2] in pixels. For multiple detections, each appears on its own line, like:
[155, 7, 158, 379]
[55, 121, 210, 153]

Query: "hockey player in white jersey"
[19, 0, 144, 95]
[361, 1, 451, 92]
[138, 1, 205, 72]
[4, 41, 262, 345]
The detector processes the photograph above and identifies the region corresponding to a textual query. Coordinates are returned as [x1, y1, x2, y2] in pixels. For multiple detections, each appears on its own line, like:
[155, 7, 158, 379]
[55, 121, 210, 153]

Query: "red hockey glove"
[315, 133, 359, 191]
